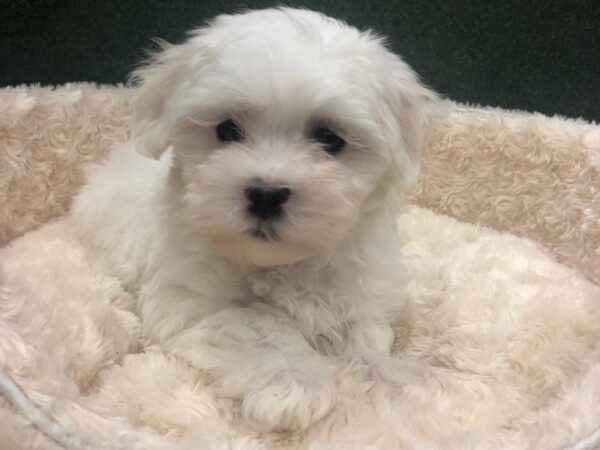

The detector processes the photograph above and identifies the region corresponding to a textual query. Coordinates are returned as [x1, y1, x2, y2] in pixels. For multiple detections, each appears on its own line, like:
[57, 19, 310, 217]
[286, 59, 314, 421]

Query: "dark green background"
[2, 0, 598, 121]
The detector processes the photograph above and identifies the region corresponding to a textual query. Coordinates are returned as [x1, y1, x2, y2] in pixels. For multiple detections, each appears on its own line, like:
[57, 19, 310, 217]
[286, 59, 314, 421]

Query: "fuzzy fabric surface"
[1, 84, 599, 449]
[411, 105, 600, 287]
[0, 84, 131, 245]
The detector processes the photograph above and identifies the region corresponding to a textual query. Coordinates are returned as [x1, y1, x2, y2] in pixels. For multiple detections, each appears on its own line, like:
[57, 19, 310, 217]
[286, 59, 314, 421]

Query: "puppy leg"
[344, 319, 426, 388]
[162, 306, 337, 432]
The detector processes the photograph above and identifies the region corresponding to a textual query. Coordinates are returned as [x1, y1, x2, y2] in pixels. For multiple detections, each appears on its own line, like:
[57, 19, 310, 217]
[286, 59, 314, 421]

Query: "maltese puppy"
[72, 7, 436, 432]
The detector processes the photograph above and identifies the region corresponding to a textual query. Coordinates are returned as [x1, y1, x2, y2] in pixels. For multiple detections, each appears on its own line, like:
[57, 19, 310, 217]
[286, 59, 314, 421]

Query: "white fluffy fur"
[70, 8, 436, 432]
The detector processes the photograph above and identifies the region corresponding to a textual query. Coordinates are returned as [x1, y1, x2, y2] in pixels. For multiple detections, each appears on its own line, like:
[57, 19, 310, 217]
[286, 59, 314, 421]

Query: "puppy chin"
[210, 234, 314, 267]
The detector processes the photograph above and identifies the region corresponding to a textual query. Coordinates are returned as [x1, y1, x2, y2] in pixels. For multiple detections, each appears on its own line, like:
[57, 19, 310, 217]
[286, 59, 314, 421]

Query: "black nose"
[245, 186, 291, 220]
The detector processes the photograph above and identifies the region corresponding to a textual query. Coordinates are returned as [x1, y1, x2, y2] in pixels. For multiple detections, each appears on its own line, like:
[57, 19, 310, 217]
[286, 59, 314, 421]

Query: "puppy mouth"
[246, 224, 281, 242]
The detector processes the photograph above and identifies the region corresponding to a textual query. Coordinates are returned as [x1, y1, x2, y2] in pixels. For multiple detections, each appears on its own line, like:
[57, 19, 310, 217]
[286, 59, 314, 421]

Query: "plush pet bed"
[0, 84, 599, 449]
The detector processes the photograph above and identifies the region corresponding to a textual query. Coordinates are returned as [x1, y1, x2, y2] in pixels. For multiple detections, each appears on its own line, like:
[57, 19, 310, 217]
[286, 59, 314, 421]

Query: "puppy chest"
[247, 272, 348, 341]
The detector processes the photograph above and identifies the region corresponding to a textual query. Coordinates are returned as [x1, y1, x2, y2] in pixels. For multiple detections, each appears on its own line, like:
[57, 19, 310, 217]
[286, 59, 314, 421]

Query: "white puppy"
[72, 8, 436, 432]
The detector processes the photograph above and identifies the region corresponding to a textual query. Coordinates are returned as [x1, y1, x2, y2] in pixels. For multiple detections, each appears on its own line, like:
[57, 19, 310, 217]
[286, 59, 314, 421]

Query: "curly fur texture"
[0, 84, 131, 245]
[411, 105, 600, 286]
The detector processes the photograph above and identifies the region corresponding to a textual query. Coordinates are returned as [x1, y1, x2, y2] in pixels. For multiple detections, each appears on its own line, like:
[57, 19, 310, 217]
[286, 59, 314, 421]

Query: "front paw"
[241, 368, 337, 432]
[349, 355, 427, 389]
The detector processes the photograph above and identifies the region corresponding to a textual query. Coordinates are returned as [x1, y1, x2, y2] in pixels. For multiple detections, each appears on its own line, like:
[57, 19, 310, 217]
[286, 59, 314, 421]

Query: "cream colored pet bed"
[0, 84, 599, 449]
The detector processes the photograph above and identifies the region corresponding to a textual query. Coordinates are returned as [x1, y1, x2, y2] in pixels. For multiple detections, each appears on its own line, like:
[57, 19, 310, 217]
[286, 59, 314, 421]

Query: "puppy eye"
[216, 119, 243, 142]
[312, 127, 345, 155]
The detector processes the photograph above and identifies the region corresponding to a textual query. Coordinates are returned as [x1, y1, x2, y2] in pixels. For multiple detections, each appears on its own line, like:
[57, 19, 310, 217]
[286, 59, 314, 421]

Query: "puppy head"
[131, 8, 437, 267]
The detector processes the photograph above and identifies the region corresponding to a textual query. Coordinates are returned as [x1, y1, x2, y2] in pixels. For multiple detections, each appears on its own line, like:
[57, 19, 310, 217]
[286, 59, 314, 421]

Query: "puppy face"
[131, 8, 436, 266]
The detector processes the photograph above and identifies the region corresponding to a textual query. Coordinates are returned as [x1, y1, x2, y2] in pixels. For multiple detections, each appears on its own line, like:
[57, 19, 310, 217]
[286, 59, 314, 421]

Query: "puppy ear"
[129, 41, 192, 159]
[383, 57, 439, 190]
